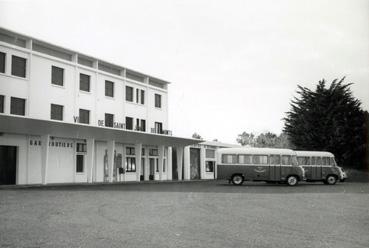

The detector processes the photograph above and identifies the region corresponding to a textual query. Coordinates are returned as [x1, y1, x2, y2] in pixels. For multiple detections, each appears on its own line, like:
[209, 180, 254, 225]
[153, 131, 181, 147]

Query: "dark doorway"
[190, 148, 200, 180]
[0, 146, 17, 185]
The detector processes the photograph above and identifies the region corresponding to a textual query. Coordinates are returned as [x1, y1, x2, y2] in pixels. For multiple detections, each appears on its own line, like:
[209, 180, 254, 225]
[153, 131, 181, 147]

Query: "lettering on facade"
[73, 116, 79, 123]
[98, 119, 125, 129]
[29, 139, 73, 148]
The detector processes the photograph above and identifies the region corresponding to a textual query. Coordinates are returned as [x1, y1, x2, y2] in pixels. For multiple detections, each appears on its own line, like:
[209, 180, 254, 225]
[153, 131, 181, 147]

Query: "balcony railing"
[151, 128, 172, 136]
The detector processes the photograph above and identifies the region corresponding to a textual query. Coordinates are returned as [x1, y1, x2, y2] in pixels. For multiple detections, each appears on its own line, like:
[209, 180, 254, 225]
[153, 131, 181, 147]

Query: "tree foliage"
[284, 78, 368, 170]
[192, 132, 203, 140]
[236, 132, 293, 148]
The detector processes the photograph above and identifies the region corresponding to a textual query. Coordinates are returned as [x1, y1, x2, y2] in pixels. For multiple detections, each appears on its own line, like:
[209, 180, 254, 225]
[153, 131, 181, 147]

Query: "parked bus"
[217, 148, 305, 186]
[295, 151, 347, 185]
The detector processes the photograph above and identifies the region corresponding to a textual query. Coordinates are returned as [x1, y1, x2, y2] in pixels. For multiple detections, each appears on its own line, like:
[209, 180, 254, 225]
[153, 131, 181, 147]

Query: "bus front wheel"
[231, 175, 244, 185]
[286, 176, 298, 186]
[325, 175, 337, 185]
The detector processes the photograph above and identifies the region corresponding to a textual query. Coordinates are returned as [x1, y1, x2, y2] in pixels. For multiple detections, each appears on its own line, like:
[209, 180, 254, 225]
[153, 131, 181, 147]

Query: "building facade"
[0, 27, 199, 185]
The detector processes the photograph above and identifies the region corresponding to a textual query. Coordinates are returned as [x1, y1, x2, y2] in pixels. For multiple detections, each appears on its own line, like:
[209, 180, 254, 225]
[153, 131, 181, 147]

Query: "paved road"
[1, 181, 368, 248]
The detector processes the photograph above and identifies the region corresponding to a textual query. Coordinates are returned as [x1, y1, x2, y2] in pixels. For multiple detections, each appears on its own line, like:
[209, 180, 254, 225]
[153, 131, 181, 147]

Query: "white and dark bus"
[217, 148, 305, 186]
[295, 151, 347, 185]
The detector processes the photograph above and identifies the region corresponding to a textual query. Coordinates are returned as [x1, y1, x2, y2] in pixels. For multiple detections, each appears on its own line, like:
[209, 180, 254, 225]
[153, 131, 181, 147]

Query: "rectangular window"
[149, 149, 158, 156]
[238, 155, 252, 164]
[105, 113, 114, 127]
[105, 80, 114, 97]
[206, 161, 215, 172]
[126, 86, 133, 102]
[136, 88, 139, 103]
[126, 157, 136, 172]
[140, 119, 146, 132]
[222, 154, 237, 164]
[322, 157, 329, 165]
[155, 122, 163, 134]
[0, 52, 5, 73]
[155, 94, 162, 108]
[10, 97, 25, 116]
[126, 147, 135, 155]
[252, 155, 268, 164]
[0, 95, 4, 113]
[79, 109, 90, 124]
[206, 149, 215, 158]
[79, 73, 90, 92]
[281, 155, 292, 165]
[11, 55, 26, 78]
[50, 104, 63, 121]
[126, 116, 133, 130]
[311, 157, 316, 165]
[140, 90, 145, 104]
[76, 154, 84, 173]
[51, 66, 64, 86]
[270, 155, 281, 165]
[76, 143, 87, 152]
[316, 157, 322, 165]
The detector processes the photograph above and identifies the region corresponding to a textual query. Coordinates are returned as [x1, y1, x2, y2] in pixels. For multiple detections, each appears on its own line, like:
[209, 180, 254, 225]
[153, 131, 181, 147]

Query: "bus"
[295, 151, 347, 185]
[217, 148, 305, 186]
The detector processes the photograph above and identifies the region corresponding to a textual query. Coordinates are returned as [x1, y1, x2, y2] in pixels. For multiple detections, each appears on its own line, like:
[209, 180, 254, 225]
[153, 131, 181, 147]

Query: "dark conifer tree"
[284, 78, 368, 170]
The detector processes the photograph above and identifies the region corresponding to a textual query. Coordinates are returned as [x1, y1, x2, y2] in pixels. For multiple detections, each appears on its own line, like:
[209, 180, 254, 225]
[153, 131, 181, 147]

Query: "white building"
[0, 27, 200, 185]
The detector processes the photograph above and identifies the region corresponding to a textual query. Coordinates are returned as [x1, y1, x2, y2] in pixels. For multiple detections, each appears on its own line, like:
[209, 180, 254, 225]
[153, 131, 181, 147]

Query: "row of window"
[222, 154, 294, 165]
[52, 65, 162, 108]
[0, 52, 27, 78]
[297, 156, 335, 166]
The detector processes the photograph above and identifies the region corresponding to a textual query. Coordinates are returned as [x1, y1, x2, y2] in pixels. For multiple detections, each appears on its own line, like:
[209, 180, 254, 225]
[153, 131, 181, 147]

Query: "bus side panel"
[217, 164, 247, 180]
[280, 166, 293, 181]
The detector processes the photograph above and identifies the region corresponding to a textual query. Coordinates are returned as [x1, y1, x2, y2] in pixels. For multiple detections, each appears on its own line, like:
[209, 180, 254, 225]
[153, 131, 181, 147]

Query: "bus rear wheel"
[231, 175, 244, 185]
[325, 175, 337, 185]
[287, 176, 298, 186]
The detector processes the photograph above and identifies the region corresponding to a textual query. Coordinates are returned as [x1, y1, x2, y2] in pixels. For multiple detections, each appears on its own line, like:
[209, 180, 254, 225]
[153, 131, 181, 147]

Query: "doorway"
[190, 148, 200, 180]
[0, 146, 17, 185]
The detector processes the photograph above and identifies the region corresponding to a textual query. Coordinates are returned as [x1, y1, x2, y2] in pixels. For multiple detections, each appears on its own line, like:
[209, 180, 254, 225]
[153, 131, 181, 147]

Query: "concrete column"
[144, 148, 150, 181]
[86, 138, 95, 183]
[176, 146, 184, 181]
[167, 147, 173, 180]
[41, 134, 50, 185]
[183, 146, 190, 180]
[200, 147, 206, 179]
[158, 145, 165, 181]
[107, 140, 115, 183]
[135, 143, 142, 182]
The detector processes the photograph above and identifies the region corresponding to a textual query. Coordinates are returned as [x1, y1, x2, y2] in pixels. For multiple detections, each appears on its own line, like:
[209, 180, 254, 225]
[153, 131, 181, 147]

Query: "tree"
[192, 132, 203, 140]
[284, 77, 368, 170]
[236, 132, 255, 146]
[256, 132, 277, 147]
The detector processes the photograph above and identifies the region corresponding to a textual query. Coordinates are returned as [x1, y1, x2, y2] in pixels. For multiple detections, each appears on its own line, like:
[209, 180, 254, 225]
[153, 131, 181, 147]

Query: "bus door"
[269, 155, 281, 181]
[311, 157, 322, 180]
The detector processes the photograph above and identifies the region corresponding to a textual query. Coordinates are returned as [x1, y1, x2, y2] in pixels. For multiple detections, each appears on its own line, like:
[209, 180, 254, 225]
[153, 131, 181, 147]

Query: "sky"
[0, 0, 368, 143]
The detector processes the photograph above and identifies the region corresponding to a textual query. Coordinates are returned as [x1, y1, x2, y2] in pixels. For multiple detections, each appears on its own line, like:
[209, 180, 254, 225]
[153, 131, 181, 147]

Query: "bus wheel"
[231, 175, 244, 185]
[325, 175, 337, 185]
[287, 176, 298, 186]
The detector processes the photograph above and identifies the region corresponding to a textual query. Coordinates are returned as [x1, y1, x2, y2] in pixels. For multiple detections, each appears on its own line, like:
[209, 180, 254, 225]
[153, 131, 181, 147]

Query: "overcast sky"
[1, 0, 368, 143]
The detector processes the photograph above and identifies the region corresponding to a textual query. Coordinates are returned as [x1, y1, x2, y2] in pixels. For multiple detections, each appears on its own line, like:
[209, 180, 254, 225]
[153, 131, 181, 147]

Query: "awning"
[0, 115, 201, 147]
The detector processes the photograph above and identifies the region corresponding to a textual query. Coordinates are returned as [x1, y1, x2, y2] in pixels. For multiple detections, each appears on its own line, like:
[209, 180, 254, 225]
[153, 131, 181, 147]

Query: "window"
[126, 157, 136, 172]
[155, 94, 162, 108]
[105, 113, 114, 127]
[126, 147, 135, 155]
[79, 73, 90, 92]
[239, 155, 252, 164]
[126, 86, 133, 101]
[76, 154, 84, 173]
[136, 89, 139, 103]
[270, 155, 281, 165]
[141, 90, 145, 104]
[281, 155, 291, 165]
[316, 157, 322, 165]
[10, 97, 25, 115]
[297, 156, 310, 165]
[311, 157, 316, 165]
[140, 119, 146, 132]
[76, 143, 87, 152]
[206, 149, 215, 158]
[0, 95, 4, 113]
[11, 55, 26, 78]
[206, 161, 215, 172]
[105, 80, 114, 97]
[155, 122, 163, 134]
[322, 157, 329, 165]
[252, 155, 268, 164]
[126, 116, 133, 130]
[51, 66, 64, 86]
[222, 154, 237, 164]
[50, 104, 63, 121]
[0, 52, 5, 73]
[149, 149, 158, 156]
[79, 109, 90, 124]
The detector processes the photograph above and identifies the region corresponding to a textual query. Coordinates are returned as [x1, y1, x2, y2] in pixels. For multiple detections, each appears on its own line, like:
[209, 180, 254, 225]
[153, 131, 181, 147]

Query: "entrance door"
[149, 158, 155, 180]
[0, 146, 17, 185]
[190, 148, 200, 180]
[140, 158, 145, 181]
[269, 155, 281, 181]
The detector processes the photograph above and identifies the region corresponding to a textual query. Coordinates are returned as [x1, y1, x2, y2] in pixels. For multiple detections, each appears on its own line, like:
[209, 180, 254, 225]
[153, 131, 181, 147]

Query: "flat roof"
[0, 26, 171, 85]
[0, 115, 200, 147]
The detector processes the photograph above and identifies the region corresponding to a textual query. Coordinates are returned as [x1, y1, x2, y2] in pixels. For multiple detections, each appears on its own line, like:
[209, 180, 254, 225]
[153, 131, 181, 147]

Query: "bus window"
[222, 154, 237, 164]
[292, 156, 298, 166]
[239, 155, 252, 164]
[297, 157, 305, 165]
[322, 157, 328, 165]
[281, 155, 291, 165]
[270, 155, 281, 165]
[311, 157, 316, 165]
[316, 157, 322, 165]
[252, 155, 268, 164]
[330, 157, 337, 166]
